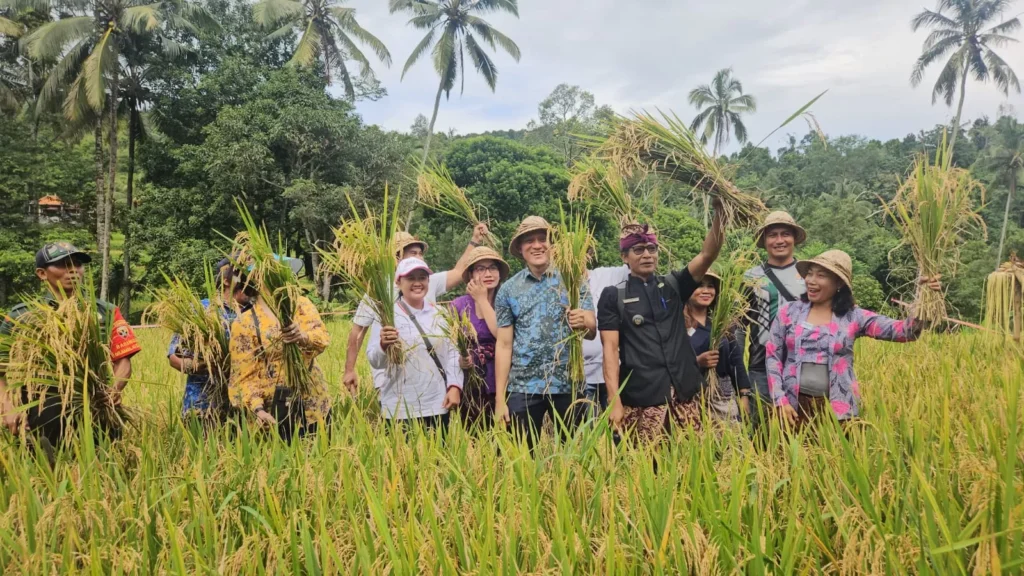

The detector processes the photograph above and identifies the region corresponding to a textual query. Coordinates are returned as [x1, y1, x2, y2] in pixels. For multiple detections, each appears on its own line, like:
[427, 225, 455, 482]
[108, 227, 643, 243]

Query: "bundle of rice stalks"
[144, 266, 231, 411]
[586, 110, 767, 228]
[703, 250, 756, 396]
[436, 304, 485, 390]
[884, 135, 987, 325]
[230, 202, 318, 402]
[0, 276, 126, 442]
[320, 185, 405, 366]
[416, 161, 497, 246]
[551, 204, 595, 386]
[567, 158, 648, 228]
[983, 254, 1024, 339]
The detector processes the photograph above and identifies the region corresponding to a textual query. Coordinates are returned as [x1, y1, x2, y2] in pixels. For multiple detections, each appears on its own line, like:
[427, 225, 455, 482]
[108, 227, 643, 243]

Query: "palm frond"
[254, 0, 303, 27]
[289, 18, 321, 68]
[123, 4, 163, 33]
[81, 26, 115, 113]
[911, 8, 958, 32]
[983, 49, 1021, 95]
[464, 33, 496, 91]
[22, 16, 93, 61]
[401, 25, 438, 78]
[332, 7, 392, 66]
[0, 15, 23, 37]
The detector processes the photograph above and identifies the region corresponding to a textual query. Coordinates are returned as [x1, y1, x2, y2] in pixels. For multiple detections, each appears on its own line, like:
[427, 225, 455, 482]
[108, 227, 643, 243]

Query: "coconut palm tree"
[688, 68, 757, 156]
[0, 13, 25, 111]
[389, 0, 521, 162]
[910, 0, 1021, 152]
[22, 0, 218, 300]
[254, 0, 390, 101]
[981, 116, 1024, 267]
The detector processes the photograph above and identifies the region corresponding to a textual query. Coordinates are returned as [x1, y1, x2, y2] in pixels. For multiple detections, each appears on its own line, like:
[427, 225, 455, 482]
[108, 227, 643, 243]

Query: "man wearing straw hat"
[342, 224, 490, 394]
[0, 242, 141, 445]
[742, 211, 808, 410]
[597, 201, 726, 442]
[493, 216, 597, 444]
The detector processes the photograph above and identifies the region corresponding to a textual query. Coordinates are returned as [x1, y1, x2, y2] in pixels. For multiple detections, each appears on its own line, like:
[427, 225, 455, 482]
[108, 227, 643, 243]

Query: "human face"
[471, 259, 501, 289]
[763, 226, 796, 262]
[804, 264, 840, 305]
[519, 231, 550, 269]
[401, 244, 426, 261]
[398, 269, 430, 306]
[35, 257, 84, 296]
[689, 278, 717, 309]
[621, 243, 659, 277]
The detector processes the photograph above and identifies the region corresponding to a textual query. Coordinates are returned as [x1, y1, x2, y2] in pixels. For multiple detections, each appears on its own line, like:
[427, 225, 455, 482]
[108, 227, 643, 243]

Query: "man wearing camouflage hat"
[0, 242, 141, 445]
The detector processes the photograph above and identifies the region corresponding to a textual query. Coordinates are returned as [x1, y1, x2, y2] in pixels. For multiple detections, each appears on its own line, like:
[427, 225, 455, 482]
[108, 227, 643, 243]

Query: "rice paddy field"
[0, 320, 1022, 574]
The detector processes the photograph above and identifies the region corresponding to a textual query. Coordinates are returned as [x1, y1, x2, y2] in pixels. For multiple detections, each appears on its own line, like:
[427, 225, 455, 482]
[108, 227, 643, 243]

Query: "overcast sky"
[343, 0, 1023, 153]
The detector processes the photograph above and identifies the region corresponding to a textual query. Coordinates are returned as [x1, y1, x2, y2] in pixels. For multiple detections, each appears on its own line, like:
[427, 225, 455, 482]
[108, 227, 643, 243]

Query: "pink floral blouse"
[766, 301, 918, 420]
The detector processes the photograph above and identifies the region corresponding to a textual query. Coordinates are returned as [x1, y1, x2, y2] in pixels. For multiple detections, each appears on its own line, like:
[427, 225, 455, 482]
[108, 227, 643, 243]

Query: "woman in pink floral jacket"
[766, 250, 941, 426]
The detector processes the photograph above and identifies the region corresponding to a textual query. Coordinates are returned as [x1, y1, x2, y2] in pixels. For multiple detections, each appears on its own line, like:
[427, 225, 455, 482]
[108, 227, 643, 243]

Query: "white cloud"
[343, 0, 1024, 151]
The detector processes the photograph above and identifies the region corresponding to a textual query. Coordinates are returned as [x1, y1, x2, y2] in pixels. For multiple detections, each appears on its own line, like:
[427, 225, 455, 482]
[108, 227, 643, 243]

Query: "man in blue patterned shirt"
[494, 216, 596, 445]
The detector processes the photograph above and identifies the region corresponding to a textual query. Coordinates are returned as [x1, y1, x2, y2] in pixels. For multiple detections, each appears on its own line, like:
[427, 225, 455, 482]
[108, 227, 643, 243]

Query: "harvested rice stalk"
[551, 204, 595, 386]
[884, 134, 987, 325]
[230, 202, 319, 403]
[144, 265, 232, 411]
[567, 158, 648, 228]
[416, 161, 498, 247]
[587, 110, 767, 228]
[436, 303, 486, 391]
[983, 254, 1024, 339]
[702, 250, 755, 397]
[320, 185, 405, 366]
[0, 275, 126, 442]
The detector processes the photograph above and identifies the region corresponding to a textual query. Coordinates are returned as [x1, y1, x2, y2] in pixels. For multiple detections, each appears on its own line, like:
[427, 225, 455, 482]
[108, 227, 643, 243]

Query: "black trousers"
[268, 387, 330, 442]
[507, 393, 587, 448]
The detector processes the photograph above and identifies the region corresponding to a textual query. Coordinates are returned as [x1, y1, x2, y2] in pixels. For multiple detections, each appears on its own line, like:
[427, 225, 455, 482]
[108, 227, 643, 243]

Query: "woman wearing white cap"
[766, 249, 941, 427]
[367, 257, 463, 429]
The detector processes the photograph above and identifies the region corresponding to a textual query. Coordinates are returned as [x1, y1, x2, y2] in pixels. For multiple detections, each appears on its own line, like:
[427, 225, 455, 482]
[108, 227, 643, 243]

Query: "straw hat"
[509, 216, 553, 258]
[796, 249, 853, 290]
[755, 211, 807, 249]
[394, 231, 428, 259]
[461, 246, 511, 284]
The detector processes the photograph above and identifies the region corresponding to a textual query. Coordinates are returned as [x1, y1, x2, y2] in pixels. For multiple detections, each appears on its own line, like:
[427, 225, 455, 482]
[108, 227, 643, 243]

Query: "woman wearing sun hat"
[367, 257, 464, 430]
[765, 249, 941, 427]
[450, 246, 510, 427]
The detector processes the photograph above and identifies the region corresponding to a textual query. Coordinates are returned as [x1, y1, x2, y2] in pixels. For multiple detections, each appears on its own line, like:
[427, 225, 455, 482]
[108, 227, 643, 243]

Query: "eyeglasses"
[629, 244, 659, 256]
[474, 265, 500, 274]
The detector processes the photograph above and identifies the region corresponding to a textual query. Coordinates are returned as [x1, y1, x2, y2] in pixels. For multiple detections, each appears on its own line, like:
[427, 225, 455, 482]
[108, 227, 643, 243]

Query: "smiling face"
[763, 225, 796, 262]
[804, 264, 840, 304]
[689, 278, 718, 309]
[398, 269, 430, 306]
[471, 259, 502, 289]
[36, 257, 85, 296]
[518, 230, 550, 269]
[401, 243, 426, 261]
[621, 243, 659, 277]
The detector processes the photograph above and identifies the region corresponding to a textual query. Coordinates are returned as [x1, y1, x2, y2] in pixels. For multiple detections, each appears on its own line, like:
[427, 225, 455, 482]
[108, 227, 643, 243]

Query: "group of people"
[0, 201, 943, 448]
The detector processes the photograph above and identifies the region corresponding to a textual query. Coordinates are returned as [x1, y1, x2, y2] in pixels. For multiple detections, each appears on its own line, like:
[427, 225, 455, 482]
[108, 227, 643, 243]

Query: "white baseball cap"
[395, 257, 432, 280]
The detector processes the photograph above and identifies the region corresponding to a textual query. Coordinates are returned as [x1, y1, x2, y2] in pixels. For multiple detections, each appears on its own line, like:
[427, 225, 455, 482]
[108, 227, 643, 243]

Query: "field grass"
[0, 320, 1022, 574]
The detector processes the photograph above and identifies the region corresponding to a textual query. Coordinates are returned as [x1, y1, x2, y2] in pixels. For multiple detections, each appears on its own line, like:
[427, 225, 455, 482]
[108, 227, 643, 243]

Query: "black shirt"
[597, 267, 704, 407]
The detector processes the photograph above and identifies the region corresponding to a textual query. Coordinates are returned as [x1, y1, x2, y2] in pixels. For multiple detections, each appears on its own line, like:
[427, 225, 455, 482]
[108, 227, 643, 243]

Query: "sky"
[342, 0, 1024, 154]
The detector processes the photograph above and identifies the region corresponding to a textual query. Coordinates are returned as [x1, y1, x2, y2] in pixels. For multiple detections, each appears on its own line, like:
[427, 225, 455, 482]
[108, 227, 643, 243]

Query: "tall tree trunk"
[996, 167, 1016, 268]
[101, 66, 119, 302]
[94, 117, 106, 263]
[121, 107, 136, 316]
[420, 80, 445, 163]
[948, 62, 969, 154]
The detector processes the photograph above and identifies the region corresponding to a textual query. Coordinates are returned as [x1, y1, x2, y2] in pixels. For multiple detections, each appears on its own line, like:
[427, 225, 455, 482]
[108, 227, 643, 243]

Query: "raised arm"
[855, 308, 917, 343]
[445, 223, 490, 291]
[685, 199, 726, 282]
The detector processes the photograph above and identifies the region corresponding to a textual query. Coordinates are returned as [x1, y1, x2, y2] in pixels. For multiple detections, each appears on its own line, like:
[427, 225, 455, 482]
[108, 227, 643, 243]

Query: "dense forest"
[1, 0, 1022, 325]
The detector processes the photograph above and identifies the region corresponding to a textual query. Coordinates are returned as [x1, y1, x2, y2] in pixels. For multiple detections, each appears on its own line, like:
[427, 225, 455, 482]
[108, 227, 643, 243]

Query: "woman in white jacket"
[367, 258, 463, 430]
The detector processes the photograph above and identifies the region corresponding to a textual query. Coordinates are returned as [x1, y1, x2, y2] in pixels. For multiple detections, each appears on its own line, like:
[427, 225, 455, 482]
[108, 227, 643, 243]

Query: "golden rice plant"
[567, 158, 648, 228]
[884, 134, 987, 325]
[436, 304, 486, 390]
[586, 110, 767, 228]
[320, 185, 405, 365]
[551, 203, 595, 386]
[984, 254, 1024, 339]
[416, 161, 498, 246]
[144, 266, 232, 411]
[703, 249, 756, 396]
[230, 201, 319, 403]
[0, 275, 126, 442]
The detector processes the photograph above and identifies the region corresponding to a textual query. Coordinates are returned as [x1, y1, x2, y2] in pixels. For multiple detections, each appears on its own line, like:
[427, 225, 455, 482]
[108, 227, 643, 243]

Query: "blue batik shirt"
[167, 299, 237, 414]
[495, 267, 594, 395]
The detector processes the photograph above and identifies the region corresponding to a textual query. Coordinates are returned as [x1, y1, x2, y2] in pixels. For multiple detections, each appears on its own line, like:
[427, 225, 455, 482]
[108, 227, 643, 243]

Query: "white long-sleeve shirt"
[583, 266, 630, 385]
[367, 298, 463, 420]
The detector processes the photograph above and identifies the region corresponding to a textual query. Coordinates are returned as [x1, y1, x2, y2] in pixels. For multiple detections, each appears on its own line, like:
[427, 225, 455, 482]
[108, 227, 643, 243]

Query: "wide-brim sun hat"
[509, 216, 554, 258]
[396, 257, 432, 280]
[755, 211, 807, 249]
[796, 249, 853, 290]
[461, 246, 511, 284]
[394, 231, 428, 259]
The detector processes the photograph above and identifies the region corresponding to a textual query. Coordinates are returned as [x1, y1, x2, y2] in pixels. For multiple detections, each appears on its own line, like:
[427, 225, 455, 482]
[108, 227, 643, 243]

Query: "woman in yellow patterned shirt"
[229, 280, 332, 441]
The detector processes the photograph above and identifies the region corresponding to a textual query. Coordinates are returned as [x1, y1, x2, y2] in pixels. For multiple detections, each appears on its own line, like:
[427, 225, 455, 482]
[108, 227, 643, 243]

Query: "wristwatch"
[468, 240, 482, 248]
